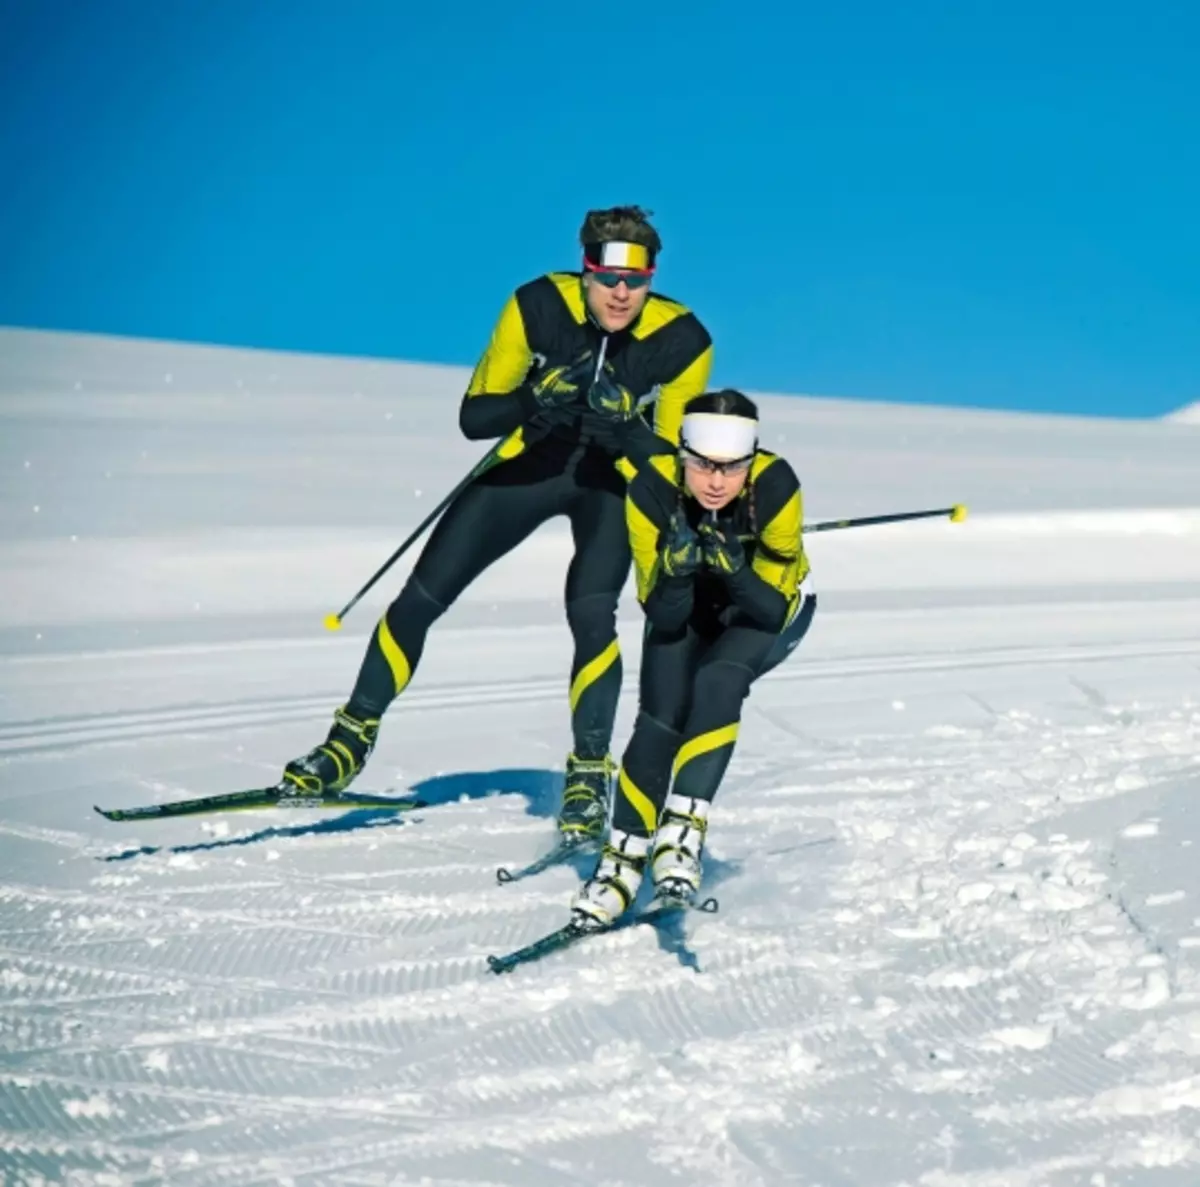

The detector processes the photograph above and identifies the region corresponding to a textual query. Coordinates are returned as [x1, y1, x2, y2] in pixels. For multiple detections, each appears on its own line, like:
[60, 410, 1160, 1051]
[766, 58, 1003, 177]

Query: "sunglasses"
[680, 447, 754, 476]
[583, 260, 654, 289]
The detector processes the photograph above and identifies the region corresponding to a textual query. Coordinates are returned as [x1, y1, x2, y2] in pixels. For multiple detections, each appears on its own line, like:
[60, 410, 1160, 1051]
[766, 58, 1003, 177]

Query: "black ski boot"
[556, 752, 613, 843]
[281, 706, 380, 797]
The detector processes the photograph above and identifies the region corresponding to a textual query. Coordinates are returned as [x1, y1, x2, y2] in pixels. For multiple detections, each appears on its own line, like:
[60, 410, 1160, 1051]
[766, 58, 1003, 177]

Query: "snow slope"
[1165, 401, 1200, 425]
[2, 326, 1199, 1186]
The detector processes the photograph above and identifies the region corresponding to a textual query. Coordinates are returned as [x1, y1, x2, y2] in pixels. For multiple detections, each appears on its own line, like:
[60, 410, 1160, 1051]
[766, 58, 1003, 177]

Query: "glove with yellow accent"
[587, 362, 638, 421]
[660, 511, 702, 578]
[529, 351, 595, 411]
[698, 517, 747, 576]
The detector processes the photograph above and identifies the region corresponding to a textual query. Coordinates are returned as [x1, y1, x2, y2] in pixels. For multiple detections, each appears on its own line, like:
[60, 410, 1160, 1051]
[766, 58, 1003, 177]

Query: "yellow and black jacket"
[459, 272, 713, 467]
[626, 448, 811, 635]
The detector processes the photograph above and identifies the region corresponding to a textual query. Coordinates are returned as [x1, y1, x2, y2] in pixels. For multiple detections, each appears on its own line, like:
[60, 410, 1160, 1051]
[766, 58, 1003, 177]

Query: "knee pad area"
[692, 660, 754, 714]
[637, 710, 684, 744]
[565, 591, 619, 639]
[384, 577, 447, 639]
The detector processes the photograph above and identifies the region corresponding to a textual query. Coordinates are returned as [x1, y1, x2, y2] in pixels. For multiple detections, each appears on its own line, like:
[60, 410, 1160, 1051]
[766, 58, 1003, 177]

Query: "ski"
[94, 783, 426, 822]
[486, 894, 718, 975]
[496, 836, 597, 884]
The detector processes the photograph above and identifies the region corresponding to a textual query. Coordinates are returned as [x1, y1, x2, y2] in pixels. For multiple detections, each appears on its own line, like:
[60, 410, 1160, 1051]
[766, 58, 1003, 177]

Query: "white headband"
[593, 240, 651, 269]
[680, 412, 758, 461]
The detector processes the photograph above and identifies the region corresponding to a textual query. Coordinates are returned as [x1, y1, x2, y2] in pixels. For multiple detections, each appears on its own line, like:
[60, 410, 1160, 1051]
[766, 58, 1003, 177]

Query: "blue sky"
[1, 0, 1197, 417]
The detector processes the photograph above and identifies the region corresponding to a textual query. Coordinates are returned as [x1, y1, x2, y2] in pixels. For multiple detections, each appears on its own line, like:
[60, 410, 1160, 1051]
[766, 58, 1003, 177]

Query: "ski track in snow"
[3, 332, 1200, 1186]
[4, 658, 1198, 1186]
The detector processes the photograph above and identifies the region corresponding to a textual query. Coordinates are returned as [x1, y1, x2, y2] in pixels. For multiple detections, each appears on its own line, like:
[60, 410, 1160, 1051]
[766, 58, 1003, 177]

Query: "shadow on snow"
[98, 766, 566, 863]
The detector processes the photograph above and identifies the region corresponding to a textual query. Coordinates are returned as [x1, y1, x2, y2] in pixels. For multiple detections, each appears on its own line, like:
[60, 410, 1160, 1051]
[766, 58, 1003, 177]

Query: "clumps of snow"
[1122, 820, 1160, 839]
[1087, 1077, 1200, 1119]
[63, 1093, 114, 1118]
[1145, 891, 1186, 907]
[1114, 770, 1149, 791]
[925, 966, 994, 990]
[1119, 969, 1172, 1011]
[1110, 1129, 1196, 1169]
[956, 882, 996, 906]
[980, 1025, 1056, 1052]
[142, 1048, 171, 1073]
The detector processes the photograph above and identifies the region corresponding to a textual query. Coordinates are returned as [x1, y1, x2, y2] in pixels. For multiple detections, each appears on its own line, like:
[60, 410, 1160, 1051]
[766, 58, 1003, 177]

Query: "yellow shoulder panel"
[629, 293, 689, 340]
[548, 273, 588, 323]
[626, 493, 662, 603]
[625, 457, 679, 602]
[648, 453, 678, 484]
[750, 451, 778, 483]
[653, 343, 713, 445]
[751, 462, 810, 615]
[466, 293, 534, 397]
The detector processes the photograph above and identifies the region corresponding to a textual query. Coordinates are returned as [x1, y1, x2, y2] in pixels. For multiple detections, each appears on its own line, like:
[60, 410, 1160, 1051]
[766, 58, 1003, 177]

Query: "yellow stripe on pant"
[569, 639, 620, 713]
[376, 615, 413, 697]
[671, 722, 740, 801]
[672, 724, 739, 777]
[617, 766, 659, 834]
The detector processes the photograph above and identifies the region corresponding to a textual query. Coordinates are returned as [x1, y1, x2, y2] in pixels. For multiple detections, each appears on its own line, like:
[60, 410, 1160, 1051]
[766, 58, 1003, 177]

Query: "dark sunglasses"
[583, 260, 654, 289]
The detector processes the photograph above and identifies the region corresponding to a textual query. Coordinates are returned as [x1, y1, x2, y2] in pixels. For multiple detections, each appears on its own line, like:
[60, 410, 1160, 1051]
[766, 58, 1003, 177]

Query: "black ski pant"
[613, 590, 817, 837]
[344, 446, 631, 760]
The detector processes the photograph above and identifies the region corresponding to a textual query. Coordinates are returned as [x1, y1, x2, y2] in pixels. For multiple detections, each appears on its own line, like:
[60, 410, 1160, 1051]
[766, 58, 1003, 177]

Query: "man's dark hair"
[683, 389, 760, 420]
[578, 205, 663, 258]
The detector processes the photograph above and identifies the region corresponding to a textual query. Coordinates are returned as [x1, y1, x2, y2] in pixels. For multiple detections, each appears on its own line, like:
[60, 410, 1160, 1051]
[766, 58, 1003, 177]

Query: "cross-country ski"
[93, 784, 426, 821]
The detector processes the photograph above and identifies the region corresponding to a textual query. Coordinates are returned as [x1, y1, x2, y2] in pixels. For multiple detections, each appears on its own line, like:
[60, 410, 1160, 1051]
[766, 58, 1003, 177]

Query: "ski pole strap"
[803, 504, 967, 534]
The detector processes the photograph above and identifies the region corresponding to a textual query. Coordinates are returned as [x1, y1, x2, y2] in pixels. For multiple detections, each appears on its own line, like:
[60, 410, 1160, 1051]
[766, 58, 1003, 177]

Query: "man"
[280, 206, 714, 841]
[570, 389, 817, 927]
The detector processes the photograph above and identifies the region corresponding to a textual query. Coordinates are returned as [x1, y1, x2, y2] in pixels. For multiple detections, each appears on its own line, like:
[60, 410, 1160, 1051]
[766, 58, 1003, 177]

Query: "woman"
[571, 389, 817, 928]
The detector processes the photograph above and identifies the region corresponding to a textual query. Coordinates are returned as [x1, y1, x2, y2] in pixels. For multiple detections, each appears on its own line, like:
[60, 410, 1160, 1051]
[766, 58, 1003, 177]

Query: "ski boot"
[570, 829, 651, 930]
[281, 705, 380, 798]
[650, 793, 710, 905]
[556, 752, 614, 844]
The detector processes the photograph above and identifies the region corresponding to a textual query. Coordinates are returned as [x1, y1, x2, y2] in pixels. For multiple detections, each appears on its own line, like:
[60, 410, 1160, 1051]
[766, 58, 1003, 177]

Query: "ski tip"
[93, 805, 113, 819]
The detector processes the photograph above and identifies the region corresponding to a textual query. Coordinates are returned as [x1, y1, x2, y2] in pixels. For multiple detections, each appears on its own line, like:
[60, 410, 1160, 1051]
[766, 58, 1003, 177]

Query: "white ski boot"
[570, 829, 651, 930]
[650, 793, 710, 903]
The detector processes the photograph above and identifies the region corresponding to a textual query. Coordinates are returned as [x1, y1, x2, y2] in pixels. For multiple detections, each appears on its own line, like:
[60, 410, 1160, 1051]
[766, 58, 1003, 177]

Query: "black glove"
[698, 517, 747, 576]
[528, 352, 595, 411]
[587, 362, 637, 421]
[660, 511, 702, 578]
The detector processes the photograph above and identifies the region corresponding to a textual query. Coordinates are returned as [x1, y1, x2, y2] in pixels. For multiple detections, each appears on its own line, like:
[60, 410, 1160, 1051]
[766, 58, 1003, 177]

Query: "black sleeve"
[720, 566, 789, 632]
[458, 385, 541, 441]
[616, 415, 665, 469]
[643, 573, 695, 632]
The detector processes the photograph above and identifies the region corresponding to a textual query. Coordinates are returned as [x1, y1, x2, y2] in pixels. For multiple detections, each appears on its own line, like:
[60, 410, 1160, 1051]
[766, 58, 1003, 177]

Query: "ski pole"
[804, 504, 967, 534]
[322, 436, 510, 631]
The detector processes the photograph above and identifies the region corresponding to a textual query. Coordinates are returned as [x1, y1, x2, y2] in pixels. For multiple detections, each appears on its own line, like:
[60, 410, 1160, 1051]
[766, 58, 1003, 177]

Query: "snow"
[1164, 400, 1200, 425]
[2, 325, 1200, 1185]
